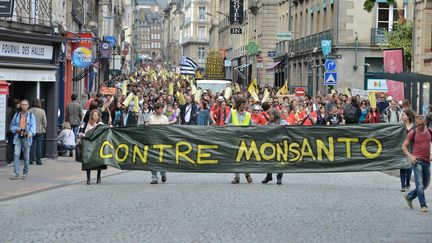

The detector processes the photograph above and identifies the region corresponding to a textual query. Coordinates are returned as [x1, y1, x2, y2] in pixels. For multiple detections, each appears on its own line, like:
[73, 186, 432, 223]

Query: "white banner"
[0, 41, 53, 60]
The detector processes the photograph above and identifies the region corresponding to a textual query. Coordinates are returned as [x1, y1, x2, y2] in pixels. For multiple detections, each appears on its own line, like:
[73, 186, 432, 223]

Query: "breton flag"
[179, 56, 198, 76]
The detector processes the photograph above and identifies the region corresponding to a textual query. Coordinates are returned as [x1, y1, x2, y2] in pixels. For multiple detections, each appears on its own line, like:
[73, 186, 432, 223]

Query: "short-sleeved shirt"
[299, 110, 317, 126]
[251, 113, 267, 126]
[405, 129, 431, 163]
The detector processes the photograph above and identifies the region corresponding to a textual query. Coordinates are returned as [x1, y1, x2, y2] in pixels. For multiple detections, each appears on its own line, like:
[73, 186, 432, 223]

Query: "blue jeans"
[151, 171, 166, 180]
[400, 168, 412, 188]
[30, 133, 44, 164]
[71, 125, 80, 141]
[407, 160, 431, 207]
[14, 138, 31, 176]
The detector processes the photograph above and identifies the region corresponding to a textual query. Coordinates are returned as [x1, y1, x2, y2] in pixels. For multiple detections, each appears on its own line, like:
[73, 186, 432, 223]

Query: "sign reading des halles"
[229, 0, 244, 25]
[0, 41, 53, 60]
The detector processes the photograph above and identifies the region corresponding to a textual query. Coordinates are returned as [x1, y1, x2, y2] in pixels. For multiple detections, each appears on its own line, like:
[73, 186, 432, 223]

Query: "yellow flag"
[191, 84, 197, 95]
[122, 92, 134, 107]
[262, 88, 270, 103]
[130, 77, 136, 83]
[247, 82, 255, 94]
[168, 82, 174, 96]
[277, 83, 288, 95]
[122, 80, 128, 96]
[251, 78, 259, 93]
[195, 89, 202, 102]
[177, 91, 186, 105]
[132, 95, 139, 112]
[224, 87, 232, 100]
[369, 92, 377, 109]
[234, 83, 241, 93]
[177, 81, 182, 88]
[344, 88, 351, 97]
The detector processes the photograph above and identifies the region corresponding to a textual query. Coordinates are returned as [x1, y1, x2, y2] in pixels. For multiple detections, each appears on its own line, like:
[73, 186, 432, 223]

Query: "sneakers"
[276, 179, 282, 185]
[421, 207, 428, 212]
[161, 176, 167, 183]
[22, 174, 28, 180]
[404, 195, 414, 209]
[246, 175, 253, 183]
[150, 179, 158, 184]
[400, 187, 406, 192]
[10, 174, 20, 180]
[231, 177, 240, 184]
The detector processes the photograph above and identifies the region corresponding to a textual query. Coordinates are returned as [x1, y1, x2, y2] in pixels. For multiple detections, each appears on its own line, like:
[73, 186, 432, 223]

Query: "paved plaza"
[1, 166, 431, 242]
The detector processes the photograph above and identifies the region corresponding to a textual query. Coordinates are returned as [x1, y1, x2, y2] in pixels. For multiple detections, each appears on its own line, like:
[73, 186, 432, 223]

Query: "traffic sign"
[295, 87, 305, 97]
[325, 54, 342, 59]
[324, 72, 337, 85]
[324, 59, 336, 71]
[267, 51, 276, 57]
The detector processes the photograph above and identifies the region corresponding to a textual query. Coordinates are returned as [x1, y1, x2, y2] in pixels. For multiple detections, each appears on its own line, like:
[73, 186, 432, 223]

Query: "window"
[198, 26, 206, 40]
[199, 7, 206, 20]
[377, 3, 406, 30]
[198, 47, 205, 60]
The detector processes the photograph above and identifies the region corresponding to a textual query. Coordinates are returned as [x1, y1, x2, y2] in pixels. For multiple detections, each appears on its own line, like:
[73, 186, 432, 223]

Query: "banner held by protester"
[81, 123, 408, 173]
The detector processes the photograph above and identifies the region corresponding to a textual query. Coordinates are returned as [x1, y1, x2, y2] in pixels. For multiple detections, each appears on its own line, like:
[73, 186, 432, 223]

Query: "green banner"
[81, 123, 408, 172]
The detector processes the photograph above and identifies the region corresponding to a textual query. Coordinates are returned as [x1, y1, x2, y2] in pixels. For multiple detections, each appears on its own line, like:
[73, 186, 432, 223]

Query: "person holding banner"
[79, 109, 106, 185]
[262, 109, 284, 185]
[148, 102, 169, 184]
[225, 97, 254, 184]
[402, 115, 431, 213]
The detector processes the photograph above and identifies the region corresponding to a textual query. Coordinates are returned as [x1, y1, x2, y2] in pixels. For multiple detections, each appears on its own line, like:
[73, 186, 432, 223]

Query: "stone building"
[413, 0, 432, 76]
[279, 0, 412, 95]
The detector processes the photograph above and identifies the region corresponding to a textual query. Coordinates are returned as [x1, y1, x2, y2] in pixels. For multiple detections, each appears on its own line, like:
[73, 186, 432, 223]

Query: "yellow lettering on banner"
[300, 138, 316, 161]
[289, 142, 301, 162]
[260, 142, 276, 161]
[276, 140, 289, 162]
[153, 144, 173, 163]
[115, 144, 129, 163]
[316, 137, 335, 161]
[197, 145, 219, 164]
[361, 138, 382, 159]
[99, 141, 114, 159]
[133, 145, 148, 164]
[176, 141, 196, 164]
[337, 138, 359, 159]
[235, 140, 261, 162]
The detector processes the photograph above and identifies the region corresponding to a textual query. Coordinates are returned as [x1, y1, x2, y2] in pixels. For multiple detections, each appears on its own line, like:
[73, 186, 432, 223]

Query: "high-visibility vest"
[232, 110, 251, 126]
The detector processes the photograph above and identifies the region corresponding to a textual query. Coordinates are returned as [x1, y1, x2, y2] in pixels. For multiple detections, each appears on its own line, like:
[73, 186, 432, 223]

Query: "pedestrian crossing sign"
[324, 72, 337, 85]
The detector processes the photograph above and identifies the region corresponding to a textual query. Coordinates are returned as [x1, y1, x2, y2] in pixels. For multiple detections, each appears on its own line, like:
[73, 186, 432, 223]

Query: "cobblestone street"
[1, 171, 431, 242]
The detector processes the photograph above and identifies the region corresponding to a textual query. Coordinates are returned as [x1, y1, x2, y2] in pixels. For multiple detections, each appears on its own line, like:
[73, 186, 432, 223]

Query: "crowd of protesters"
[6, 64, 432, 212]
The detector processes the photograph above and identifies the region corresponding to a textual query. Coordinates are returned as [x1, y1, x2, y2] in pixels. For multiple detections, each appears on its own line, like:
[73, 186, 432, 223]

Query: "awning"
[266, 60, 283, 71]
[0, 68, 56, 82]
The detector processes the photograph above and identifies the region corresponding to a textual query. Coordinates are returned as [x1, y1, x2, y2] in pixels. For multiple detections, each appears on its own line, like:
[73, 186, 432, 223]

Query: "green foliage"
[363, 0, 395, 12]
[380, 21, 413, 67]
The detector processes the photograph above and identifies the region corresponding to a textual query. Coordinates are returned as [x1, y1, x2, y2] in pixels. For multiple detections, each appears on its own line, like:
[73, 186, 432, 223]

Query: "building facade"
[0, 0, 65, 162]
[180, 0, 211, 68]
[280, 0, 412, 96]
[413, 0, 432, 76]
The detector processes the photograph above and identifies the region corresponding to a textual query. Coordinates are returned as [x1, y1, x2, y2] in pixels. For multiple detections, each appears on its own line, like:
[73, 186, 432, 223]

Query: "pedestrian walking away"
[402, 115, 431, 212]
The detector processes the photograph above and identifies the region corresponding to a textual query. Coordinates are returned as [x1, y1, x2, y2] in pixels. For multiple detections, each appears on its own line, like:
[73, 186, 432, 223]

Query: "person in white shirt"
[148, 102, 169, 184]
[57, 122, 76, 157]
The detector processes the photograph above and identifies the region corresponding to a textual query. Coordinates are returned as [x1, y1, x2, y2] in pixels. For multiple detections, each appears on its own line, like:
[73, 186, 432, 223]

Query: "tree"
[381, 21, 413, 70]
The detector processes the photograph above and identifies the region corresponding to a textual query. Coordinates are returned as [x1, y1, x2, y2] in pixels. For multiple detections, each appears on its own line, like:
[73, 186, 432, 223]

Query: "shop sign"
[0, 41, 53, 60]
[72, 47, 92, 68]
[0, 0, 14, 17]
[99, 42, 111, 59]
[229, 0, 243, 25]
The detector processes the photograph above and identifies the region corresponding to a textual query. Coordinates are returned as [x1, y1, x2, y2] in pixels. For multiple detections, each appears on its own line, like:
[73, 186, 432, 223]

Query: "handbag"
[75, 139, 83, 162]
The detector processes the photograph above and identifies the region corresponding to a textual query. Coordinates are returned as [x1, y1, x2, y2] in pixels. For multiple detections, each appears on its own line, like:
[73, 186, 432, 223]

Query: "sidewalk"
[0, 156, 124, 201]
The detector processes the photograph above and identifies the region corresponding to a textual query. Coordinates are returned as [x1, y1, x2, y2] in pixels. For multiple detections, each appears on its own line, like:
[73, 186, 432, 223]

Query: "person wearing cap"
[251, 105, 267, 126]
[210, 96, 230, 126]
[225, 97, 254, 184]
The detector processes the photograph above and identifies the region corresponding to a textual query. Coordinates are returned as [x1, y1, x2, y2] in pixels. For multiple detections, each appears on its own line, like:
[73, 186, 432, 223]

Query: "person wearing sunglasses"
[402, 115, 432, 212]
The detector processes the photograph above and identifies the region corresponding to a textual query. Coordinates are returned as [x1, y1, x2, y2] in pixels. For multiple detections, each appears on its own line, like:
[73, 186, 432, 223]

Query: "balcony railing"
[0, 0, 52, 27]
[181, 36, 209, 45]
[289, 29, 334, 54]
[371, 28, 386, 45]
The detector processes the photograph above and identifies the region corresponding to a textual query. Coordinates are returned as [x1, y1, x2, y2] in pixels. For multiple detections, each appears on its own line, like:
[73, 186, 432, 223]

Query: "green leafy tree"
[381, 21, 413, 70]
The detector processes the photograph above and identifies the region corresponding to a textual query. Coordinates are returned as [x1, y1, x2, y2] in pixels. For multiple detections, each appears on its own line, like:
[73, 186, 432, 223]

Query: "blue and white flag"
[321, 40, 332, 58]
[179, 56, 198, 75]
